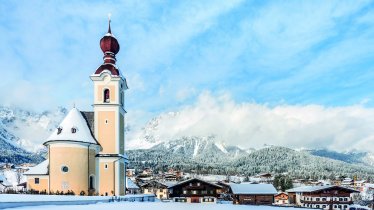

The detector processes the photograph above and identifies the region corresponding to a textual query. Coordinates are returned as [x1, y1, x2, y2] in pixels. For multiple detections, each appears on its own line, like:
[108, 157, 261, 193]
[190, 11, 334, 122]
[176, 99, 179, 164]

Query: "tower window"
[104, 89, 110, 103]
[89, 175, 95, 190]
[71, 127, 77, 133]
[34, 178, 40, 184]
[57, 127, 62, 135]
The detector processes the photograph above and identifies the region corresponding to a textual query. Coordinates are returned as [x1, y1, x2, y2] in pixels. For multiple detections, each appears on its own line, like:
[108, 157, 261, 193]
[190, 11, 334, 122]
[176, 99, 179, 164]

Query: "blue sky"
[2, 1, 374, 151]
[1, 1, 374, 123]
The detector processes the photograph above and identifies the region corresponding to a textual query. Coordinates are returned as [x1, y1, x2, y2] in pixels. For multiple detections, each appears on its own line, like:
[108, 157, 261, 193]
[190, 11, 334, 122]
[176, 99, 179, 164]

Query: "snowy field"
[1, 202, 304, 210]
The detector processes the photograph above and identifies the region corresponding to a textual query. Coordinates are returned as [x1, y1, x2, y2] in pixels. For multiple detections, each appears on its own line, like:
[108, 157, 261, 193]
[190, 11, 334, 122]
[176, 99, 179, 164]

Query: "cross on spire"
[108, 13, 112, 34]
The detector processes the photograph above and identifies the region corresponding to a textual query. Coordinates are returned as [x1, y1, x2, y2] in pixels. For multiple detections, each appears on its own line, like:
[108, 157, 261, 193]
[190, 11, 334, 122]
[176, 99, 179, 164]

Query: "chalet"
[341, 178, 354, 187]
[286, 185, 359, 210]
[168, 178, 223, 203]
[140, 180, 169, 200]
[353, 180, 366, 191]
[229, 183, 277, 205]
[126, 178, 140, 194]
[275, 192, 289, 205]
[126, 169, 136, 177]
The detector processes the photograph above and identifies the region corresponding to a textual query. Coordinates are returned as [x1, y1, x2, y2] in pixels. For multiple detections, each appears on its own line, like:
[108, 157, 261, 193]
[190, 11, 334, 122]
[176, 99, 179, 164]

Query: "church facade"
[24, 20, 128, 196]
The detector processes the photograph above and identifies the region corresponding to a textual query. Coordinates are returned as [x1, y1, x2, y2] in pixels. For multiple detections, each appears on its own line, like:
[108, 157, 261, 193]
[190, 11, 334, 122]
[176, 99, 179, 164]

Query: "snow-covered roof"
[286, 185, 359, 193]
[0, 175, 12, 186]
[229, 183, 277, 195]
[24, 160, 49, 175]
[45, 108, 98, 145]
[126, 178, 139, 189]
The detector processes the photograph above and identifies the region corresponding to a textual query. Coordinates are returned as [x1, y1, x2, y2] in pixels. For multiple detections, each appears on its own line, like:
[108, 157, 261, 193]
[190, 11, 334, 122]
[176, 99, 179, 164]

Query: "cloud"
[127, 91, 374, 152]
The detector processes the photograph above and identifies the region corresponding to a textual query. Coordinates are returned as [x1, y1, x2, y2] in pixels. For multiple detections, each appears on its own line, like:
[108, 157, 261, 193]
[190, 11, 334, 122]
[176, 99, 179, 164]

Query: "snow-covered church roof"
[44, 108, 98, 145]
[24, 160, 49, 175]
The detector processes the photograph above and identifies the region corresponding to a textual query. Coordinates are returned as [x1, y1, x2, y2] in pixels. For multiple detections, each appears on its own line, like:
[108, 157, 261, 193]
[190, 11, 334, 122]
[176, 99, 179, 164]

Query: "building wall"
[234, 194, 274, 205]
[99, 160, 114, 196]
[26, 175, 49, 193]
[97, 111, 116, 153]
[49, 143, 97, 195]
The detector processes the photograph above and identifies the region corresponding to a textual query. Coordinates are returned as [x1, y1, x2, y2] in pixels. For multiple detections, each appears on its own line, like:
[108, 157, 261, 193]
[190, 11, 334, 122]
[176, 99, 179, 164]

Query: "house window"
[189, 183, 192, 186]
[316, 198, 320, 201]
[197, 182, 200, 186]
[192, 190, 197, 194]
[71, 127, 77, 133]
[104, 89, 110, 103]
[344, 198, 348, 201]
[105, 119, 108, 124]
[104, 163, 108, 169]
[34, 178, 40, 184]
[57, 127, 62, 135]
[183, 190, 187, 194]
[61, 166, 69, 173]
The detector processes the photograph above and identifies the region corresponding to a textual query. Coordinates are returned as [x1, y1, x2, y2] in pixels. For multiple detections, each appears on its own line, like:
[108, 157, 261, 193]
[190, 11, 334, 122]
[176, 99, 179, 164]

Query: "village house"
[140, 180, 170, 200]
[23, 19, 129, 196]
[126, 178, 140, 194]
[168, 178, 223, 203]
[229, 183, 277, 205]
[275, 192, 289, 205]
[287, 185, 359, 210]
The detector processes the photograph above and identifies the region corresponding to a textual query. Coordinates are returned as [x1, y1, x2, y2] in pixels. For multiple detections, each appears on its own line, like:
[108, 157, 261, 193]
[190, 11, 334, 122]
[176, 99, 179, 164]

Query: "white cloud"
[127, 91, 374, 152]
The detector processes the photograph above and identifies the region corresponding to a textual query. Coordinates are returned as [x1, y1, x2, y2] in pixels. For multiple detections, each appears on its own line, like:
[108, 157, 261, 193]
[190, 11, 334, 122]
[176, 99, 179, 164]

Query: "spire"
[96, 15, 121, 76]
[108, 13, 112, 34]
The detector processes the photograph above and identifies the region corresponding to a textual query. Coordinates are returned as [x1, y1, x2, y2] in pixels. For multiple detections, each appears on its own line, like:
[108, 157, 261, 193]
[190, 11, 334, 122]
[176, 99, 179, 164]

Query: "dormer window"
[71, 127, 77, 133]
[104, 89, 110, 103]
[57, 127, 62, 135]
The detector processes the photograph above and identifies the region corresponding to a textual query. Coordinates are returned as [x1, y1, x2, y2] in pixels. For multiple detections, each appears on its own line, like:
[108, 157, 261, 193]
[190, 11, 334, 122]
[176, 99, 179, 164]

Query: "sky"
[1, 0, 374, 151]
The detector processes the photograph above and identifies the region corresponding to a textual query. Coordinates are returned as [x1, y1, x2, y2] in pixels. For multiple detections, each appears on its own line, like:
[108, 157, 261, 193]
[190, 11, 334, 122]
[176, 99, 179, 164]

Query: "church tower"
[90, 18, 128, 196]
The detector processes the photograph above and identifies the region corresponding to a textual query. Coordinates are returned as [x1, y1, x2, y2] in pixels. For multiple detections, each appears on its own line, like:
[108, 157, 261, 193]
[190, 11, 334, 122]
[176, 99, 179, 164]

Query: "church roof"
[44, 108, 99, 145]
[24, 160, 49, 175]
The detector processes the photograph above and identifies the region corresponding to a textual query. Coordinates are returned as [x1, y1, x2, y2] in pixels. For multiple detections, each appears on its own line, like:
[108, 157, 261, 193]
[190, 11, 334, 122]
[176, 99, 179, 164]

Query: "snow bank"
[0, 194, 152, 202]
[1, 202, 308, 210]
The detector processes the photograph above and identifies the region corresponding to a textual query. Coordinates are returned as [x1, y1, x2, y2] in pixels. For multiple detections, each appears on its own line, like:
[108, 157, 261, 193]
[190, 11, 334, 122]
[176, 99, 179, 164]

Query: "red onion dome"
[99, 21, 120, 54]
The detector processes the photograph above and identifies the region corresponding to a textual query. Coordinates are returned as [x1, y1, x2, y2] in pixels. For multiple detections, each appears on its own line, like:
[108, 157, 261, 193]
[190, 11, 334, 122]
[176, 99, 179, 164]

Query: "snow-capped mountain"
[305, 148, 374, 167]
[151, 135, 246, 159]
[2, 105, 374, 180]
[128, 143, 374, 179]
[0, 106, 67, 163]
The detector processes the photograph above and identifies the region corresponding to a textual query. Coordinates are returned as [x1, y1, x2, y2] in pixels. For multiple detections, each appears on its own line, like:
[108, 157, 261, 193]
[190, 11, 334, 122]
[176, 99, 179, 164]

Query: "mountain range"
[1, 106, 374, 180]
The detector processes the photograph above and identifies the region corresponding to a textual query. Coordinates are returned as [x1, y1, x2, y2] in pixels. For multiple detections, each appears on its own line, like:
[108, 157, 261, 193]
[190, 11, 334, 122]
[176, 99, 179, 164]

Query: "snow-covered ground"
[2, 202, 306, 210]
[0, 194, 152, 202]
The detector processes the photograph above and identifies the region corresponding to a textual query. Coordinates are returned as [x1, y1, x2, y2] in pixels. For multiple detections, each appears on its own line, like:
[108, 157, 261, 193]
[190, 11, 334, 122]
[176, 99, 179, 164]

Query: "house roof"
[44, 108, 99, 145]
[286, 185, 359, 193]
[229, 183, 277, 195]
[126, 178, 139, 189]
[0, 175, 12, 186]
[23, 160, 49, 175]
[168, 178, 223, 189]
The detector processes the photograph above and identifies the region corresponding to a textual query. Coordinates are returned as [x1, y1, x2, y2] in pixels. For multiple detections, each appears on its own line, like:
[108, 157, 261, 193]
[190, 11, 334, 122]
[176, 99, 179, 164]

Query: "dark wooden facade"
[233, 194, 274, 205]
[168, 178, 223, 203]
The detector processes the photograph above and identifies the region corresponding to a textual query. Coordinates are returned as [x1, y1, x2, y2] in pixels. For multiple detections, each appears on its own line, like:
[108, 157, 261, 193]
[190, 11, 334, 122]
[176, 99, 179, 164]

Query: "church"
[24, 19, 128, 196]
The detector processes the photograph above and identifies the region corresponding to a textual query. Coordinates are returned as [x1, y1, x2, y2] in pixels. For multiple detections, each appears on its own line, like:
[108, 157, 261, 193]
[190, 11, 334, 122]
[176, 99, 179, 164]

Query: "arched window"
[89, 175, 95, 189]
[71, 127, 77, 133]
[104, 89, 110, 103]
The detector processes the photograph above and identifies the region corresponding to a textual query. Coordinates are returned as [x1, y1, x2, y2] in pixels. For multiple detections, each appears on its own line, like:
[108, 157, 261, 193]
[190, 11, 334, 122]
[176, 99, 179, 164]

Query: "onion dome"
[100, 22, 120, 55]
[95, 17, 120, 76]
[44, 108, 99, 145]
